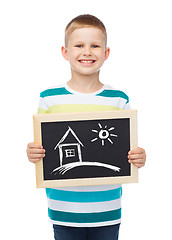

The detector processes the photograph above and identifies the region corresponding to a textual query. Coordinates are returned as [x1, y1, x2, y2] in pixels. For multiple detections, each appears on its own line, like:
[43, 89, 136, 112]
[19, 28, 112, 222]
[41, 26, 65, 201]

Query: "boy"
[27, 14, 146, 240]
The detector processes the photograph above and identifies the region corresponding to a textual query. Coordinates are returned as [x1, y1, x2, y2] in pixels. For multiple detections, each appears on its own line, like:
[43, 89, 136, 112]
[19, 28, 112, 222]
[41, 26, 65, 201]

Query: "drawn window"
[65, 149, 75, 158]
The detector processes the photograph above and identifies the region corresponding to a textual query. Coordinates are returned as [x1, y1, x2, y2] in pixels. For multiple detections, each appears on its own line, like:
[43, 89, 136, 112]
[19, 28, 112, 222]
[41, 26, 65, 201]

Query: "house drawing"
[54, 126, 84, 167]
[52, 125, 121, 175]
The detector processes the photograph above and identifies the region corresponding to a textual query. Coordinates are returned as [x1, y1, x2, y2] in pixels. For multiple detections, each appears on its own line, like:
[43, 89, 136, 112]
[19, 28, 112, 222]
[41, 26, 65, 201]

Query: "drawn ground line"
[52, 162, 121, 175]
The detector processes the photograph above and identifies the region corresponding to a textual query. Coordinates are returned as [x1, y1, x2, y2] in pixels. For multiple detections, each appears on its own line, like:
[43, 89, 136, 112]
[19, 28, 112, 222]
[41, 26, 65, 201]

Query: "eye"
[92, 45, 100, 48]
[75, 45, 83, 48]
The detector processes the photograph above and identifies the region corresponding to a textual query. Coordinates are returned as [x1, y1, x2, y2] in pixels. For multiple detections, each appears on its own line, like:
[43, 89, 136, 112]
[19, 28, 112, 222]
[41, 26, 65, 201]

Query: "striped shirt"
[38, 83, 130, 227]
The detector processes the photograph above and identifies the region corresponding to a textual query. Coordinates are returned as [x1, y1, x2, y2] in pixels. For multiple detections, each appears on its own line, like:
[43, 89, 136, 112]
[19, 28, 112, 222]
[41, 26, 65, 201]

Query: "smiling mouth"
[78, 60, 96, 64]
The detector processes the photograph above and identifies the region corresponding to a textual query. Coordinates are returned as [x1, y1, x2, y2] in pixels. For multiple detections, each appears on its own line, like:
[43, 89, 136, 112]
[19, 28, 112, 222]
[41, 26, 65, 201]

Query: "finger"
[28, 148, 45, 155]
[133, 163, 145, 168]
[128, 159, 145, 166]
[128, 153, 145, 160]
[128, 157, 145, 163]
[26, 151, 45, 162]
[129, 147, 145, 155]
[28, 142, 43, 149]
[28, 153, 45, 159]
[29, 158, 43, 163]
[28, 153, 45, 163]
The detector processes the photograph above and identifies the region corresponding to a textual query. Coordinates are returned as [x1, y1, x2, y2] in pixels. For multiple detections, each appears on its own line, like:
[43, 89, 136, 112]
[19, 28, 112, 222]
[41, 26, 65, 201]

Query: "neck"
[67, 71, 103, 93]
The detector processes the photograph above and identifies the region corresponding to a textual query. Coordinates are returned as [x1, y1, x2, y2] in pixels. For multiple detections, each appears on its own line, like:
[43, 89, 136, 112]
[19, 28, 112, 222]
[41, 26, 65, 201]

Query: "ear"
[61, 46, 69, 61]
[104, 47, 110, 61]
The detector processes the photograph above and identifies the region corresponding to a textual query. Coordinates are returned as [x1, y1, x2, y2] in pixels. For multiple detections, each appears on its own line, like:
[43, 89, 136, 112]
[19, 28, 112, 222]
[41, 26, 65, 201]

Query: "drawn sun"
[91, 123, 118, 146]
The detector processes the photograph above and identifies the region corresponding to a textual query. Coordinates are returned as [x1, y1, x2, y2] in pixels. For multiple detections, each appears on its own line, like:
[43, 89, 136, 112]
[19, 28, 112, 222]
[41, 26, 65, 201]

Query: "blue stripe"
[48, 208, 121, 223]
[40, 88, 73, 98]
[97, 90, 129, 103]
[46, 187, 122, 203]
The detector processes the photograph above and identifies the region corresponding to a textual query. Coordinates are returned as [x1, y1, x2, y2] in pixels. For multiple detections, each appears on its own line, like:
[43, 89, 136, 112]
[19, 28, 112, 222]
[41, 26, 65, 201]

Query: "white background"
[0, 0, 172, 239]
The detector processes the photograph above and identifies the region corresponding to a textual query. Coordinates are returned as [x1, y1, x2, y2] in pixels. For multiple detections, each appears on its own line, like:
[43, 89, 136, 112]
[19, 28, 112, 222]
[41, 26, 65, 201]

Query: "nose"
[83, 46, 92, 56]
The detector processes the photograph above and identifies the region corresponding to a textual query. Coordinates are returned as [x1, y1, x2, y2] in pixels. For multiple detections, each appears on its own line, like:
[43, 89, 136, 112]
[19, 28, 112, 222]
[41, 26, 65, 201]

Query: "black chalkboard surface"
[33, 110, 138, 188]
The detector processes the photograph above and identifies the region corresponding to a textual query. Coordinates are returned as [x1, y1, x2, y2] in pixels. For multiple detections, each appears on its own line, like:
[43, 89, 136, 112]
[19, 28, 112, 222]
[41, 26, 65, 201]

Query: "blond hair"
[65, 14, 107, 47]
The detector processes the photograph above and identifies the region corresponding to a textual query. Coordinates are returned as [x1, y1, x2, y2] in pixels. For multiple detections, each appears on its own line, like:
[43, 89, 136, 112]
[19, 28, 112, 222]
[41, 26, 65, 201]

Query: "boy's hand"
[26, 142, 45, 163]
[128, 147, 146, 168]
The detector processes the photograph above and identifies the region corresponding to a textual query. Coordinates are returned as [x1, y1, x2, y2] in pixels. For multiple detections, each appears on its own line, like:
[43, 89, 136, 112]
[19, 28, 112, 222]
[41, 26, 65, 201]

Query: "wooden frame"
[33, 110, 138, 188]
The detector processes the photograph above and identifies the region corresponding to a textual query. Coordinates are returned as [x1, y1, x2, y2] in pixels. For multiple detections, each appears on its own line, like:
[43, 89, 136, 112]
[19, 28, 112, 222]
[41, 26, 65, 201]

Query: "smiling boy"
[27, 14, 146, 240]
[62, 27, 109, 89]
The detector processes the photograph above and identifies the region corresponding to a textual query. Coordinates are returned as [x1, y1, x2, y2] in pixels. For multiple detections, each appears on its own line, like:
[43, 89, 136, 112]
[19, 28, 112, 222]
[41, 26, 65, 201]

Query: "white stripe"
[44, 95, 127, 107]
[38, 97, 49, 110]
[54, 184, 122, 192]
[49, 218, 121, 227]
[47, 198, 121, 213]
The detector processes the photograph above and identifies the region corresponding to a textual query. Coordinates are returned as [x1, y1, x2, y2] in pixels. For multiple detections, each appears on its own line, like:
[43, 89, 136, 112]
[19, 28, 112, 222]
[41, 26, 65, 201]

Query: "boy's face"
[62, 27, 110, 77]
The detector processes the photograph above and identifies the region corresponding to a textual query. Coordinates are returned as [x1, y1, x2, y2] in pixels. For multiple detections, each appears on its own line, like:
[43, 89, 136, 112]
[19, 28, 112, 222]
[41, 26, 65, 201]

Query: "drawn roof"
[54, 126, 84, 150]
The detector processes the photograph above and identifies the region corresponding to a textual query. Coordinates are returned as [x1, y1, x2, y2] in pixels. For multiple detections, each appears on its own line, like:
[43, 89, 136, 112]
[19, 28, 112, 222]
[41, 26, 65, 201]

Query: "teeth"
[80, 60, 94, 63]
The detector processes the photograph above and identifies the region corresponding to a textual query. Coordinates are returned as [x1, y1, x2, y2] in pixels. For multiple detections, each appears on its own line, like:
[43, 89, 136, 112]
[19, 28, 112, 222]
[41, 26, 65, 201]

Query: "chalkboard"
[33, 110, 138, 188]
